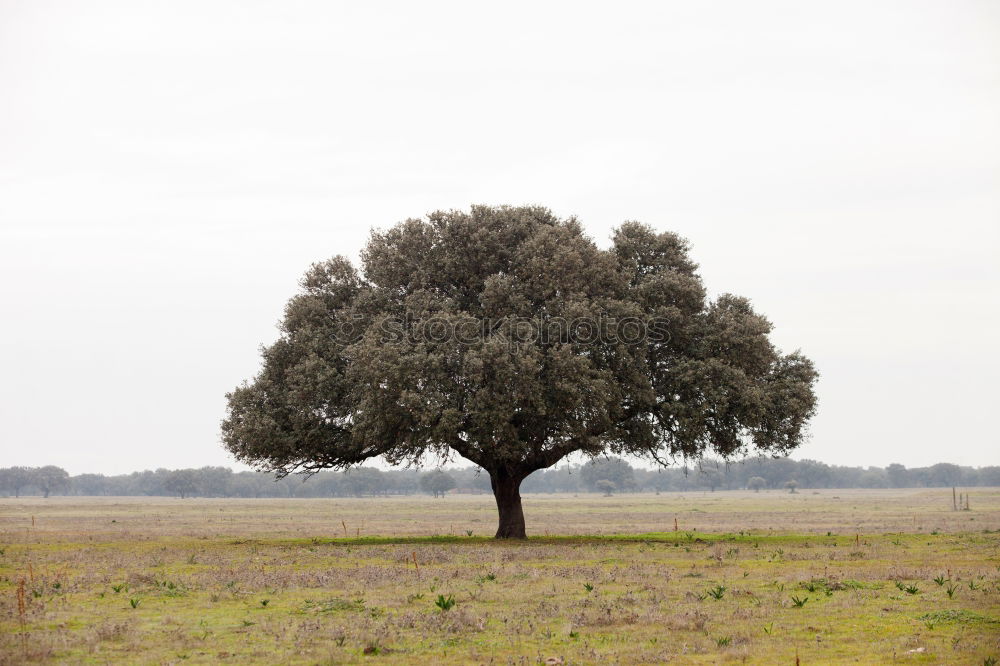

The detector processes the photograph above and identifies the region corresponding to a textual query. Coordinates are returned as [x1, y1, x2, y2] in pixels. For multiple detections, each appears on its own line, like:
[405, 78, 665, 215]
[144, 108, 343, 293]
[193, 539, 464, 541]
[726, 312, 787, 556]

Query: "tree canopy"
[222, 206, 818, 537]
[165, 469, 198, 499]
[581, 457, 636, 493]
[420, 469, 457, 497]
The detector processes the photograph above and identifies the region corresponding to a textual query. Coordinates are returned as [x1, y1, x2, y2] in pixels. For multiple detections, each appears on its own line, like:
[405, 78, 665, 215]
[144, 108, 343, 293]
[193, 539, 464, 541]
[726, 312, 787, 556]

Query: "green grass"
[1, 490, 999, 663]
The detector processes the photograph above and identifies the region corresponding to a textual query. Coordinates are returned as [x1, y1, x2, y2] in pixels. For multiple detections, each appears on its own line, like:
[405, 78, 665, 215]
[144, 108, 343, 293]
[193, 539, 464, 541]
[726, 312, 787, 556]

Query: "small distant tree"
[230, 472, 273, 498]
[450, 467, 492, 493]
[885, 463, 908, 488]
[858, 468, 887, 488]
[194, 466, 233, 497]
[0, 467, 35, 497]
[927, 463, 962, 488]
[165, 469, 198, 499]
[784, 479, 798, 494]
[980, 466, 1000, 487]
[699, 467, 724, 492]
[581, 458, 635, 494]
[71, 473, 109, 496]
[595, 479, 616, 496]
[33, 466, 70, 498]
[420, 470, 457, 497]
[341, 467, 386, 496]
[747, 476, 766, 492]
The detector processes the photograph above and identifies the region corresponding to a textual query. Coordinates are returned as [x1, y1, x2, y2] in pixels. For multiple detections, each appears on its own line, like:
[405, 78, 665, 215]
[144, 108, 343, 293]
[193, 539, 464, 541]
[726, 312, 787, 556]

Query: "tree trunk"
[490, 468, 527, 539]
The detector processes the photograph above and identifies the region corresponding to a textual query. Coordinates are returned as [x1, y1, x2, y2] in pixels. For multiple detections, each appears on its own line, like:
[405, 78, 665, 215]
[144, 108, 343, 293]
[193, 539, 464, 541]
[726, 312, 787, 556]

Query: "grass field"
[2, 489, 999, 664]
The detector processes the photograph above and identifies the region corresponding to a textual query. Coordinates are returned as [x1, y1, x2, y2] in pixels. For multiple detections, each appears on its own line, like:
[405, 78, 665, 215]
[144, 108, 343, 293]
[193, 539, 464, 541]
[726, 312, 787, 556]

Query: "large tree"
[222, 206, 818, 538]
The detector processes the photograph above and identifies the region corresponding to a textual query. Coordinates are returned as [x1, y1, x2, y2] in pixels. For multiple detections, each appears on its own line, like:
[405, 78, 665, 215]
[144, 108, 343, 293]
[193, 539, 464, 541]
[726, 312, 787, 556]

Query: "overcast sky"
[1, 1, 998, 475]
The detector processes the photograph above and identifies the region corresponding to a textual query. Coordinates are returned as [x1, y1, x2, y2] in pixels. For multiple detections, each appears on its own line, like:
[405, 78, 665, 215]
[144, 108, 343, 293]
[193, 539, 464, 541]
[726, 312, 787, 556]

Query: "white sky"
[1, 1, 998, 475]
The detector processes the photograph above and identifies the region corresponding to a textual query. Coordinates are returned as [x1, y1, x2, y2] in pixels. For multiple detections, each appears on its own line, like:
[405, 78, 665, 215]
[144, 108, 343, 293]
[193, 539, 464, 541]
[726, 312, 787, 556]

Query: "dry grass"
[1, 489, 998, 664]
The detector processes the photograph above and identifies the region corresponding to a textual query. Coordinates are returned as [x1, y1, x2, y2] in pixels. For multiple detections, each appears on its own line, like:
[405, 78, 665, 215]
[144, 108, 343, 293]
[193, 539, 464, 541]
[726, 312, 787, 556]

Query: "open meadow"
[2, 489, 999, 664]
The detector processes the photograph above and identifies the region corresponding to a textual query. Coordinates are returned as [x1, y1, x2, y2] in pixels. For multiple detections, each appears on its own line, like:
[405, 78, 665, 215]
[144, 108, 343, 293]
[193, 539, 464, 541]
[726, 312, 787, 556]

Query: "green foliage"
[165, 469, 198, 499]
[434, 594, 456, 611]
[302, 598, 367, 613]
[707, 585, 726, 600]
[221, 206, 818, 538]
[583, 458, 634, 493]
[18, 458, 998, 499]
[7, 495, 1000, 664]
[919, 610, 999, 626]
[129, 598, 141, 608]
[595, 479, 617, 496]
[419, 469, 457, 497]
[790, 596, 808, 608]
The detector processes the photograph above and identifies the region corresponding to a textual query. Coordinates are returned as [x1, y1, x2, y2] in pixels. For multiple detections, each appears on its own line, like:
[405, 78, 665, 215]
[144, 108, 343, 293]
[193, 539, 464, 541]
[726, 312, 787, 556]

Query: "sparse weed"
[434, 594, 456, 611]
[8, 490, 1000, 664]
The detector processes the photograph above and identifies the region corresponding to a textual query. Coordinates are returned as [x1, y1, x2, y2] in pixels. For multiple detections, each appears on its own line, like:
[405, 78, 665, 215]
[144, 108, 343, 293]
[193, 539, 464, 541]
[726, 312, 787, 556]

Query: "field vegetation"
[2, 489, 998, 664]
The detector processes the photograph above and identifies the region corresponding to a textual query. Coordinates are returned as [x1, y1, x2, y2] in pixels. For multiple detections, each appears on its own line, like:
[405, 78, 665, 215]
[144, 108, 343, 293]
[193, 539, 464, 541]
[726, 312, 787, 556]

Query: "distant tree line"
[1, 458, 998, 498]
